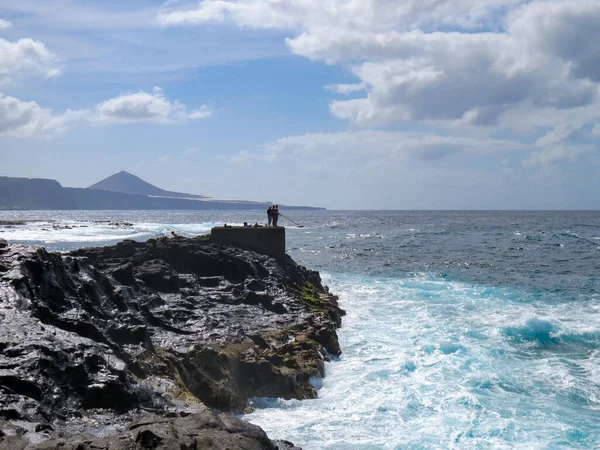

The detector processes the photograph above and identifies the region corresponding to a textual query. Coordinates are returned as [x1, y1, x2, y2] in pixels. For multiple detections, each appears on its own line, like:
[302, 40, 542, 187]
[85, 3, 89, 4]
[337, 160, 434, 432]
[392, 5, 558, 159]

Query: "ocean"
[1, 210, 599, 449]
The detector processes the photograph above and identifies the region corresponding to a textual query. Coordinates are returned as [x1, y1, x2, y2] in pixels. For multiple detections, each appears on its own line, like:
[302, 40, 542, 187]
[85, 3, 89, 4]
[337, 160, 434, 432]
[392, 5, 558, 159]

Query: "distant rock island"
[0, 172, 324, 211]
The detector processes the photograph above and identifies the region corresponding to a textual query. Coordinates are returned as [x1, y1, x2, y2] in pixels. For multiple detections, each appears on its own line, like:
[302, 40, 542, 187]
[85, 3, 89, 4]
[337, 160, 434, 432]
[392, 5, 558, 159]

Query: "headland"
[0, 233, 343, 449]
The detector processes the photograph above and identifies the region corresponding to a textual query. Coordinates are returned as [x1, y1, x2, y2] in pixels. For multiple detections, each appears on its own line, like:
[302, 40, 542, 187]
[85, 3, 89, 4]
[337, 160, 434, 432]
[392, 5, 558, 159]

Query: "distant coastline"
[0, 173, 325, 211]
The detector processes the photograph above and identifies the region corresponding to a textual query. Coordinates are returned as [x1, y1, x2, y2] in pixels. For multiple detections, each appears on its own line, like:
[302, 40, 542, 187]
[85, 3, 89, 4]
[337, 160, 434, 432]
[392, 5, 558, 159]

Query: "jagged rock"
[0, 236, 343, 448]
[2, 411, 302, 450]
[35, 412, 299, 450]
[110, 263, 134, 286]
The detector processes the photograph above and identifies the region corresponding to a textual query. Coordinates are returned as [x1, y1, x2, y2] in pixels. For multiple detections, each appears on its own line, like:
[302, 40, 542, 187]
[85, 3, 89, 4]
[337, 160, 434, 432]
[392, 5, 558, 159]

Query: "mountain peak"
[88, 171, 206, 199]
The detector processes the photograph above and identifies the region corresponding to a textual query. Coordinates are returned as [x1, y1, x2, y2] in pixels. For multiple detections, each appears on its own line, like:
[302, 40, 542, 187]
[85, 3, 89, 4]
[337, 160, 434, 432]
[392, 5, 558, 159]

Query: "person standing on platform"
[272, 205, 280, 227]
[267, 206, 273, 226]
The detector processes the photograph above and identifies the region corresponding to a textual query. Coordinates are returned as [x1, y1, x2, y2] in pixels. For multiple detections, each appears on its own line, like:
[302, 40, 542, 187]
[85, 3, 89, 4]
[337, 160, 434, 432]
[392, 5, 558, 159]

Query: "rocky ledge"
[0, 236, 344, 449]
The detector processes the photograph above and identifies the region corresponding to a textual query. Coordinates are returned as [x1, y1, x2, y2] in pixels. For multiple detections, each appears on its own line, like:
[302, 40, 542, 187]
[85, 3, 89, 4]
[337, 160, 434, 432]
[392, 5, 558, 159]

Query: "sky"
[0, 0, 599, 210]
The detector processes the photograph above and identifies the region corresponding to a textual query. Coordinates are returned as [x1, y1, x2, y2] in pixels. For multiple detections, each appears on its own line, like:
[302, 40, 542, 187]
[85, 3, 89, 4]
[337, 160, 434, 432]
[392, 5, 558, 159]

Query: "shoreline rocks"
[0, 236, 344, 449]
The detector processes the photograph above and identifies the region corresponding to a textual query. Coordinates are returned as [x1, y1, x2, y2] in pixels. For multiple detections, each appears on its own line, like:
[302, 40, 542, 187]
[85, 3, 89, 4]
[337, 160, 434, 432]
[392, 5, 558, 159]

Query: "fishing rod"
[279, 213, 304, 228]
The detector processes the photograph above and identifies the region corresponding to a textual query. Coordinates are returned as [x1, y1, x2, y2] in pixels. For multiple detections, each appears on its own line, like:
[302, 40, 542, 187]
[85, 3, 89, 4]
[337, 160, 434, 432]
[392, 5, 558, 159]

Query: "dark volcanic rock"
[0, 236, 343, 448]
[13, 411, 300, 450]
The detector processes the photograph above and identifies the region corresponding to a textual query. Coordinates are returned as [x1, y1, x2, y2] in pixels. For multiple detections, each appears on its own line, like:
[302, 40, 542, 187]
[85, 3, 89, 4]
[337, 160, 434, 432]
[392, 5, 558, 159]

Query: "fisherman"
[267, 205, 273, 226]
[272, 205, 280, 227]
[171, 231, 180, 239]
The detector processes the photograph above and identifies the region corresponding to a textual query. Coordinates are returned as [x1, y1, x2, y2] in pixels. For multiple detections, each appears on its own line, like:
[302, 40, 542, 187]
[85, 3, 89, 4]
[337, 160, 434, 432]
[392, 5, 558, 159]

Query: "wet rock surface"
[2, 411, 300, 450]
[0, 236, 343, 449]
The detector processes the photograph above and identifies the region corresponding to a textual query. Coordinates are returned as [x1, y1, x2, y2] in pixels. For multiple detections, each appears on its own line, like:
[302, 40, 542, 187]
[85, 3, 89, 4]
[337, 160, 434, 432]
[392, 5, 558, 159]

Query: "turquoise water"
[246, 272, 600, 449]
[1, 210, 599, 448]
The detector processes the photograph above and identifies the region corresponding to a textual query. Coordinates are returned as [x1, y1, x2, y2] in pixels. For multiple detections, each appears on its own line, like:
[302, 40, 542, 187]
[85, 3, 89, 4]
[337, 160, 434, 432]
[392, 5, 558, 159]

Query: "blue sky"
[0, 0, 599, 209]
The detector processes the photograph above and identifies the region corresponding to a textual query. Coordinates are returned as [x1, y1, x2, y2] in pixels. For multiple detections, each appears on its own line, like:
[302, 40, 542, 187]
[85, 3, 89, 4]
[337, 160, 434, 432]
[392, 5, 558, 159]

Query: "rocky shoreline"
[0, 236, 344, 449]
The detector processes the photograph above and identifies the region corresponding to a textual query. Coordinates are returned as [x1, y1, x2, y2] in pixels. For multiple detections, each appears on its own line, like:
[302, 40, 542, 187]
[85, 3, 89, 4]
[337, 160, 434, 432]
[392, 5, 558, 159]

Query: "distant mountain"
[88, 171, 207, 199]
[0, 175, 324, 211]
[0, 177, 76, 210]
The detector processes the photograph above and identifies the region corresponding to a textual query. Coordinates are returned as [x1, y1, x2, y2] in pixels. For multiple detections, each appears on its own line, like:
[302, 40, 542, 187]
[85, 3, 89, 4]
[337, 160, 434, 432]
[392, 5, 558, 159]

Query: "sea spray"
[245, 272, 600, 449]
[2, 210, 599, 448]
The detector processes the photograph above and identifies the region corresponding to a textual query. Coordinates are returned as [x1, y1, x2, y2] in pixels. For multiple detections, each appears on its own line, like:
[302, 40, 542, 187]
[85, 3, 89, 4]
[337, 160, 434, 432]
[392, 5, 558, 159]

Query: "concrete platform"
[210, 226, 285, 259]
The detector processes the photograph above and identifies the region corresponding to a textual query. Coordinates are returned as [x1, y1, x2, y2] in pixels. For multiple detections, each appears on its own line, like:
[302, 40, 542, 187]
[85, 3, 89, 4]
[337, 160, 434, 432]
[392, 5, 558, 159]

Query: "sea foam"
[244, 272, 600, 449]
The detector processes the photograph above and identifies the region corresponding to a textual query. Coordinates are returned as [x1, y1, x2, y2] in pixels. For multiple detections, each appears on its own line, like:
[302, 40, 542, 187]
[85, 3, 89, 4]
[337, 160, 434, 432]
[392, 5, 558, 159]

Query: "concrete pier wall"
[210, 226, 285, 259]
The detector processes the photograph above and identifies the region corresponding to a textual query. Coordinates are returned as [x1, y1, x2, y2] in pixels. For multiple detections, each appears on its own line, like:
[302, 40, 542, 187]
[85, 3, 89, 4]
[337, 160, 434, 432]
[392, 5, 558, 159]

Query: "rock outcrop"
[0, 236, 343, 449]
[1, 411, 300, 450]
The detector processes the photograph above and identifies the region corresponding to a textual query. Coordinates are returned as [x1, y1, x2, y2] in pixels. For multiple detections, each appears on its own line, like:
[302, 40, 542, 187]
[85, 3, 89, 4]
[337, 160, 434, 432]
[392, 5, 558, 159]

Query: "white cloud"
[318, 27, 597, 127]
[164, 1, 600, 192]
[325, 82, 365, 95]
[508, 1, 600, 82]
[535, 125, 582, 147]
[0, 37, 60, 81]
[186, 107, 212, 119]
[0, 18, 12, 29]
[95, 87, 210, 123]
[225, 128, 594, 209]
[159, 0, 523, 31]
[232, 128, 599, 179]
[158, 0, 307, 28]
[232, 130, 527, 165]
[0, 93, 72, 137]
[0, 87, 211, 137]
[522, 123, 596, 167]
[163, 0, 600, 134]
[0, 1, 159, 31]
[522, 146, 586, 168]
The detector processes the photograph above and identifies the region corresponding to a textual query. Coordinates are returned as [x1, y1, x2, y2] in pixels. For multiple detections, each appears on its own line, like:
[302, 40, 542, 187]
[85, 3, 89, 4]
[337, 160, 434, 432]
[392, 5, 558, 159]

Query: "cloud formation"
[0, 37, 60, 81]
[522, 146, 590, 168]
[162, 0, 600, 134]
[163, 0, 600, 195]
[231, 127, 599, 181]
[159, 0, 522, 30]
[95, 87, 211, 124]
[0, 93, 68, 137]
[0, 87, 211, 137]
[232, 130, 527, 166]
[0, 18, 11, 29]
